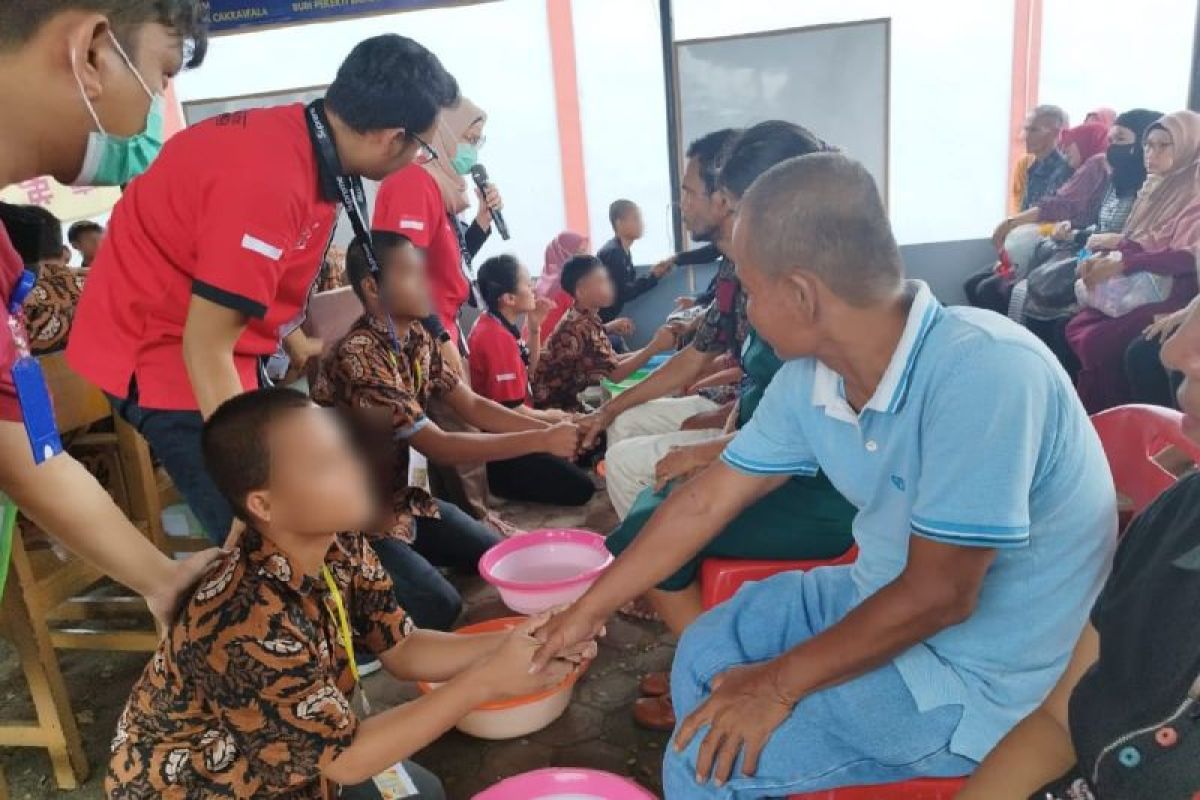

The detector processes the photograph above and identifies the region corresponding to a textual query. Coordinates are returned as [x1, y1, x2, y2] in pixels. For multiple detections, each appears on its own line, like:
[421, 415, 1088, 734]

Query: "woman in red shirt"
[469, 254, 596, 506]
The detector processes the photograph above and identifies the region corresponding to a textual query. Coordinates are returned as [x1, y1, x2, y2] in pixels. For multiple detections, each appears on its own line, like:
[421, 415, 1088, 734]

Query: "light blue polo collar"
[812, 281, 942, 419]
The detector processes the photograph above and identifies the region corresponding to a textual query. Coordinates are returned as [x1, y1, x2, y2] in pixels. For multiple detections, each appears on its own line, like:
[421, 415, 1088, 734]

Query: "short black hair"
[608, 199, 638, 229]
[686, 128, 742, 194]
[325, 34, 459, 135]
[477, 254, 521, 311]
[0, 1, 209, 68]
[201, 388, 313, 523]
[719, 121, 827, 200]
[346, 230, 414, 304]
[560, 254, 604, 297]
[67, 220, 103, 245]
[0, 203, 63, 263]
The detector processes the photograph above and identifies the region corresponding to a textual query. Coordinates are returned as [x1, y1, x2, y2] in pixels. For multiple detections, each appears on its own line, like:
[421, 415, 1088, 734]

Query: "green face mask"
[71, 32, 165, 187]
[451, 143, 479, 176]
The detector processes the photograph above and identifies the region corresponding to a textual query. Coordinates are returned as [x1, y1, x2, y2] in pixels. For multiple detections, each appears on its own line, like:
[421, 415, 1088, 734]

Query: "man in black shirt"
[597, 199, 671, 323]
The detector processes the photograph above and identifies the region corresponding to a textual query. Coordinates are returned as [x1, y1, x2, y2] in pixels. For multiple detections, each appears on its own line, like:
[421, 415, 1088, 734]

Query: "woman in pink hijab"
[536, 230, 590, 342]
[1067, 109, 1200, 412]
[1085, 107, 1118, 128]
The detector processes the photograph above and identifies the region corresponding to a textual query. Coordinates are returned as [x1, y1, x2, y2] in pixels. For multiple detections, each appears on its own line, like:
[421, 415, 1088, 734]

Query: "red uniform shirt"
[0, 223, 24, 421]
[467, 312, 529, 405]
[67, 104, 337, 411]
[373, 165, 467, 343]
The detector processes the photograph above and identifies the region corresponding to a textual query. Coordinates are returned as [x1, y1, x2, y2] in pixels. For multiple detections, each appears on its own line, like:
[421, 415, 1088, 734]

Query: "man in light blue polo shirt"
[533, 152, 1116, 797]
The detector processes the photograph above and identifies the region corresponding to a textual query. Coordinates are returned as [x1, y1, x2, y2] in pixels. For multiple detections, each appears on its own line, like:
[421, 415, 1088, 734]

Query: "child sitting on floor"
[467, 254, 597, 506]
[533, 254, 676, 412]
[106, 387, 588, 799]
[312, 232, 580, 632]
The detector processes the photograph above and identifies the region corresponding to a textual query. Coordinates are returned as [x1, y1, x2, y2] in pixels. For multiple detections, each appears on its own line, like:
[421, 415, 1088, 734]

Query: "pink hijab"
[1062, 122, 1110, 164]
[536, 231, 587, 298]
[1124, 110, 1200, 257]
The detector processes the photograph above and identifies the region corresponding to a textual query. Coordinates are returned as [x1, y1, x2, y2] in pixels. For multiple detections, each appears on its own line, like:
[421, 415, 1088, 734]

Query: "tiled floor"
[0, 489, 676, 799]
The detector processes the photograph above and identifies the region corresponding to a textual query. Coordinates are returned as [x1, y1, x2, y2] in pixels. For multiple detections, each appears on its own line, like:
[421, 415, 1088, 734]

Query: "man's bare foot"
[484, 512, 525, 538]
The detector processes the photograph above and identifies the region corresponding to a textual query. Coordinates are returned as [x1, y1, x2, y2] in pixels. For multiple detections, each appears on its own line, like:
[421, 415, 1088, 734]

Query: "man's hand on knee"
[674, 660, 797, 786]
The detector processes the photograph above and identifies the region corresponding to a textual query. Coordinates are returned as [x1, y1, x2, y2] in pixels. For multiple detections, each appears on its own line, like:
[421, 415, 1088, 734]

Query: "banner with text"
[205, 1, 473, 33]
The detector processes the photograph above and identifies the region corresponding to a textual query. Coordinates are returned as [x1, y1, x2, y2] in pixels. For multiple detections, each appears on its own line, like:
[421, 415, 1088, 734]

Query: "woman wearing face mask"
[0, 3, 223, 625]
[373, 98, 519, 535]
[1066, 110, 1200, 413]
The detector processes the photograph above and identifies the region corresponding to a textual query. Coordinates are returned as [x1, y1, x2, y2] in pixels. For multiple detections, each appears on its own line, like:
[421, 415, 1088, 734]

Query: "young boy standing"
[596, 199, 671, 324]
[312, 232, 580, 631]
[107, 388, 583, 798]
[533, 255, 676, 412]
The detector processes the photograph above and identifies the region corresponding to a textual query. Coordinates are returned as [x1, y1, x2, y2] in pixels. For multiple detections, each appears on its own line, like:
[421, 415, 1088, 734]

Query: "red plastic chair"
[700, 546, 858, 609]
[1091, 404, 1200, 530]
[789, 778, 966, 799]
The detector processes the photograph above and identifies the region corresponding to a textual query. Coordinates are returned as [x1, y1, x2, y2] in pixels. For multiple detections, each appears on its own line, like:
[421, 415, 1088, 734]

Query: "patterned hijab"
[1124, 110, 1200, 256]
[422, 97, 486, 215]
[536, 231, 587, 298]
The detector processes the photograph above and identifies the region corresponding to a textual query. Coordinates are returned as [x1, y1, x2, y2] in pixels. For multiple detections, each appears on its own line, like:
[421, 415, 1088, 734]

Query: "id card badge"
[371, 762, 419, 799]
[11, 356, 63, 464]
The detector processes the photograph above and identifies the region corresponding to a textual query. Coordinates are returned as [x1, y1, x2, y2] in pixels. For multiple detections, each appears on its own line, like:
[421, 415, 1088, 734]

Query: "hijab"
[1123, 110, 1200, 255]
[1108, 108, 1163, 197]
[1062, 123, 1110, 164]
[536, 231, 587, 298]
[422, 97, 486, 216]
[1085, 107, 1117, 128]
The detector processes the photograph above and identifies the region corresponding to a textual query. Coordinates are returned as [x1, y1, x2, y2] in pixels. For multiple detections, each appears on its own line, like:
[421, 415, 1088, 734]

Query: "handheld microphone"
[469, 164, 510, 241]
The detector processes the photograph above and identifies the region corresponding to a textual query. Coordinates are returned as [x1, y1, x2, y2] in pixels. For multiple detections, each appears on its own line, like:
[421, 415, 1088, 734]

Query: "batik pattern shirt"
[691, 257, 750, 359]
[311, 314, 459, 543]
[24, 261, 83, 355]
[532, 305, 618, 412]
[106, 529, 413, 799]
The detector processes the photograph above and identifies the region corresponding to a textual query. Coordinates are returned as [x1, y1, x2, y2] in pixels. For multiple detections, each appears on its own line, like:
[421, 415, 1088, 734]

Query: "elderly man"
[536, 152, 1116, 797]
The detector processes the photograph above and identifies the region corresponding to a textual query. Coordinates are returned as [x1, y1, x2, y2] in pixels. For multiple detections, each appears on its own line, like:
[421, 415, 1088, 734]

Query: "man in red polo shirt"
[67, 34, 460, 543]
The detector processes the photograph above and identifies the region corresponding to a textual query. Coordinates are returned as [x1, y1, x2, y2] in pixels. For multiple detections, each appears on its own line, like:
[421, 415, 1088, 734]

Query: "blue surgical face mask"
[451, 142, 479, 176]
[70, 32, 164, 187]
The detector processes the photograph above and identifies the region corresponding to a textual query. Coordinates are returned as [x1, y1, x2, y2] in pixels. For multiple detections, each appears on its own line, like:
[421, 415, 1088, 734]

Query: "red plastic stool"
[699, 546, 859, 610]
[789, 776, 967, 799]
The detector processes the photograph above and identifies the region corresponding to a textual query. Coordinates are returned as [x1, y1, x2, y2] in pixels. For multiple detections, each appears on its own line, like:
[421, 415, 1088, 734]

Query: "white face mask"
[70, 32, 165, 186]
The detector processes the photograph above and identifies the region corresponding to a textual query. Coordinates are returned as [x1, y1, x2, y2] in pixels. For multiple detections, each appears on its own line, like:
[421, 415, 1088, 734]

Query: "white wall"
[669, 0, 1017, 246]
[1040, 0, 1197, 120]
[572, 0, 675, 261]
[174, 0, 568, 274]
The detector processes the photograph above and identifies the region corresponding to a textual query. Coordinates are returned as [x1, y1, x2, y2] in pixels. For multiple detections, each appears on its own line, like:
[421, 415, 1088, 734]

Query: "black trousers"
[487, 453, 596, 507]
[1126, 334, 1182, 408]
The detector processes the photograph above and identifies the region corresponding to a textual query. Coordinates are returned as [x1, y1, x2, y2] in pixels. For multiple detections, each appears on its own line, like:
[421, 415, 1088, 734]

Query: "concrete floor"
[0, 489, 676, 799]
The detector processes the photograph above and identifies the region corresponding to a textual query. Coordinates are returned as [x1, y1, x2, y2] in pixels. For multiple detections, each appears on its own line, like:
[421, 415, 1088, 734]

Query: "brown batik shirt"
[106, 528, 413, 799]
[24, 261, 83, 355]
[310, 314, 460, 543]
[532, 305, 618, 412]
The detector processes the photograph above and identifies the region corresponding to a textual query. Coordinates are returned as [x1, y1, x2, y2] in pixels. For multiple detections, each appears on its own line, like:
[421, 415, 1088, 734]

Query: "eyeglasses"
[411, 132, 438, 165]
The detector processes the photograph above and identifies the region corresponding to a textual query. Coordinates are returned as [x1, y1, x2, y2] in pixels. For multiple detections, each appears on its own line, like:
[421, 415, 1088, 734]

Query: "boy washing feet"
[107, 388, 586, 798]
[313, 232, 580, 631]
[533, 255, 677, 412]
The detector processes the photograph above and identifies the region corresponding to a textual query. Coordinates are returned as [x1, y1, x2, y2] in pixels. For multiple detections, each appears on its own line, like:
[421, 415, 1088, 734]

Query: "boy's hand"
[472, 614, 574, 702]
[576, 409, 612, 452]
[650, 325, 677, 353]
[651, 257, 675, 279]
[606, 318, 635, 337]
[541, 421, 581, 459]
[528, 297, 555, 330]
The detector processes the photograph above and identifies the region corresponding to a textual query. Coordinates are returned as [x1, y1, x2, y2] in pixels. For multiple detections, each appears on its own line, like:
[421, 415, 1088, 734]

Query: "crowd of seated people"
[7, 5, 1200, 799]
[966, 105, 1200, 418]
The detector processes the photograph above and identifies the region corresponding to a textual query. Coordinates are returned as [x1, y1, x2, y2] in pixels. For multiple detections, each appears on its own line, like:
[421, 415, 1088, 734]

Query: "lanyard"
[320, 565, 360, 684]
[304, 100, 405, 359]
[6, 270, 35, 356]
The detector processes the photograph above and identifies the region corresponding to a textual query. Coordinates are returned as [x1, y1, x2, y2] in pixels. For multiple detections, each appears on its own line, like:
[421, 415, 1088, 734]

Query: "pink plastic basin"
[473, 768, 657, 799]
[479, 529, 612, 615]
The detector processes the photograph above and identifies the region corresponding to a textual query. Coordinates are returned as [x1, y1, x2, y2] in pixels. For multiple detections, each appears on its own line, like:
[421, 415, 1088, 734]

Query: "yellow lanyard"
[388, 351, 422, 394]
[320, 566, 360, 683]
